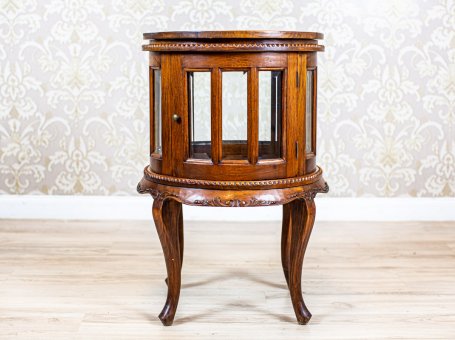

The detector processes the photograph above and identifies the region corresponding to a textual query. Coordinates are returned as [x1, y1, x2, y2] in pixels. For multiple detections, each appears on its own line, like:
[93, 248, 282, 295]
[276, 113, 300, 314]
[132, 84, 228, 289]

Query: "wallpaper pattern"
[0, 0, 454, 196]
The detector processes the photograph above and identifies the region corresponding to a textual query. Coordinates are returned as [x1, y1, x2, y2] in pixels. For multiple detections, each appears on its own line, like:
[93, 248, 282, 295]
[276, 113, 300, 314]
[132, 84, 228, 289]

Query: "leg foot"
[286, 197, 316, 324]
[153, 197, 183, 326]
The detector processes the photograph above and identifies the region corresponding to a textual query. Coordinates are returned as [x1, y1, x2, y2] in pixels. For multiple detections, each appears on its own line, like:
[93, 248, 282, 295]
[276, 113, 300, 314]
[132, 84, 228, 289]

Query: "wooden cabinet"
[138, 30, 328, 326]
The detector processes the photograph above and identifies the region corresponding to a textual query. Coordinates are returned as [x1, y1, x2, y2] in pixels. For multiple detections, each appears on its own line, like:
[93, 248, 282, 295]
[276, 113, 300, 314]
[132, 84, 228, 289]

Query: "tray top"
[144, 30, 323, 41]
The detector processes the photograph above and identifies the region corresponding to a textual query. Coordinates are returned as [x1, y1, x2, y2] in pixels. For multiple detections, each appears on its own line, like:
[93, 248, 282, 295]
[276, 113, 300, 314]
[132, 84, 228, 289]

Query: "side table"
[137, 30, 329, 325]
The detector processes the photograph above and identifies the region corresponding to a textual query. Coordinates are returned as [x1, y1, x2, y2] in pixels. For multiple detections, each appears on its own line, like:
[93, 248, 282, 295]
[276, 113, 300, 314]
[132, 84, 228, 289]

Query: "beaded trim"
[144, 166, 322, 187]
[143, 42, 324, 51]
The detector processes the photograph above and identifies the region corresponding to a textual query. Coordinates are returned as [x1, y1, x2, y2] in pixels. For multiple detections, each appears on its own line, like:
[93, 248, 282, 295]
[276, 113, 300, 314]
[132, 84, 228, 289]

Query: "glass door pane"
[306, 70, 314, 153]
[154, 69, 162, 155]
[188, 71, 211, 159]
[222, 71, 248, 160]
[259, 70, 282, 159]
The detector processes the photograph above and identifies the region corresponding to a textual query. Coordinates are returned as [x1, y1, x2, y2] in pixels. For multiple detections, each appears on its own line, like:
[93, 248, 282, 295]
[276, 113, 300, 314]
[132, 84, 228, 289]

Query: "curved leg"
[281, 203, 291, 287]
[288, 197, 316, 325]
[178, 204, 184, 265]
[165, 204, 183, 286]
[153, 197, 183, 326]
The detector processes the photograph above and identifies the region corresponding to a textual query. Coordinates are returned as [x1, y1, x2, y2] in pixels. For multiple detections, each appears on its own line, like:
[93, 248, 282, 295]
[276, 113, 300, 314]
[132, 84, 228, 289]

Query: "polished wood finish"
[177, 52, 291, 180]
[142, 31, 324, 54]
[139, 30, 327, 325]
[146, 50, 319, 180]
[152, 198, 183, 325]
[181, 53, 288, 69]
[287, 198, 315, 324]
[285, 53, 300, 177]
[142, 165, 324, 190]
[144, 30, 324, 40]
[138, 171, 328, 208]
[138, 171, 328, 325]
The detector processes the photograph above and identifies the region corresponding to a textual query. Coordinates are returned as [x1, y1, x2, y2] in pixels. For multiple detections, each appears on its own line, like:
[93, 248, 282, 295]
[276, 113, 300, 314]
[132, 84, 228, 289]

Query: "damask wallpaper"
[0, 0, 454, 196]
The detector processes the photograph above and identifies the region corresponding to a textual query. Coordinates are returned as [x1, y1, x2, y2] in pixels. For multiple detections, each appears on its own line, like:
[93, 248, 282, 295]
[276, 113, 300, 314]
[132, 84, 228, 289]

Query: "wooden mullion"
[286, 53, 301, 177]
[211, 67, 222, 164]
[298, 53, 307, 175]
[271, 71, 283, 158]
[160, 54, 172, 174]
[248, 68, 259, 165]
[185, 70, 192, 160]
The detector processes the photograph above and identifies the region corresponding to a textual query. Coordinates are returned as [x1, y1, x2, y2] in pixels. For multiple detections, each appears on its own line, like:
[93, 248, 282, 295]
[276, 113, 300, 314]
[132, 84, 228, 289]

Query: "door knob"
[172, 113, 181, 122]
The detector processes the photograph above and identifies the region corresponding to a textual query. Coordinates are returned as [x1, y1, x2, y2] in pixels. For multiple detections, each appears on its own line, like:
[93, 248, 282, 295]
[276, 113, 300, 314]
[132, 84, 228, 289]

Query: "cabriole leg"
[281, 203, 291, 287]
[286, 197, 316, 325]
[152, 197, 183, 326]
[165, 203, 183, 286]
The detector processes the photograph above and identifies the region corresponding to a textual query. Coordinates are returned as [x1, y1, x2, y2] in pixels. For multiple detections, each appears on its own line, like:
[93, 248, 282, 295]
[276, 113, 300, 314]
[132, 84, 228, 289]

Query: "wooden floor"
[0, 218, 454, 339]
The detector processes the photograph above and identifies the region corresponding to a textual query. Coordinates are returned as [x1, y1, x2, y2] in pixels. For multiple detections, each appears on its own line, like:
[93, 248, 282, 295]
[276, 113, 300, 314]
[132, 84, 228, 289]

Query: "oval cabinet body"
[138, 31, 329, 326]
[144, 30, 323, 185]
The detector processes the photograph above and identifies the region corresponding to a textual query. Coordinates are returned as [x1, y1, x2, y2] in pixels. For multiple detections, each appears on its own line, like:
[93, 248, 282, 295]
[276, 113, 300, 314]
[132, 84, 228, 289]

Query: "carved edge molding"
[192, 197, 277, 207]
[137, 182, 277, 206]
[144, 166, 322, 188]
[137, 180, 329, 207]
[190, 183, 329, 207]
[287, 181, 330, 200]
[143, 42, 324, 52]
[137, 183, 173, 201]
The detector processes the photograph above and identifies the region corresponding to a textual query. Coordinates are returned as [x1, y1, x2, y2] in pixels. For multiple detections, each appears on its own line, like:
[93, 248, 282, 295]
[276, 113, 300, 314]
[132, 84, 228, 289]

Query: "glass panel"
[154, 69, 162, 155]
[306, 70, 314, 154]
[222, 71, 248, 160]
[259, 71, 282, 159]
[188, 72, 211, 159]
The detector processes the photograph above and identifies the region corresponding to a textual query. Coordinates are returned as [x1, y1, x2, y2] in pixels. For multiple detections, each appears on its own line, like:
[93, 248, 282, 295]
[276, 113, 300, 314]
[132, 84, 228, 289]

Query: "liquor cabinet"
[137, 30, 329, 325]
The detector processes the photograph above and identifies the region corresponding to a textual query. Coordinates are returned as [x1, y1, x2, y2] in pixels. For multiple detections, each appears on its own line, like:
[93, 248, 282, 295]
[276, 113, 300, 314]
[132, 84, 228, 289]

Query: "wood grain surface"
[143, 30, 324, 40]
[1, 219, 454, 339]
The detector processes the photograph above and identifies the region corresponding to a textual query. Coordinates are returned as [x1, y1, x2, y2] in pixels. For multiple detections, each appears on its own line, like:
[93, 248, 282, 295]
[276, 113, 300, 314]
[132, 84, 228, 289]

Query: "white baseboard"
[0, 195, 454, 221]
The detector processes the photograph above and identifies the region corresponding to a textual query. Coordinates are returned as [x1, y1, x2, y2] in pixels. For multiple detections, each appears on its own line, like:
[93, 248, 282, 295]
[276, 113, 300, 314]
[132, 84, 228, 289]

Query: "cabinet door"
[173, 53, 297, 181]
[160, 53, 186, 177]
[287, 52, 316, 177]
[285, 53, 304, 177]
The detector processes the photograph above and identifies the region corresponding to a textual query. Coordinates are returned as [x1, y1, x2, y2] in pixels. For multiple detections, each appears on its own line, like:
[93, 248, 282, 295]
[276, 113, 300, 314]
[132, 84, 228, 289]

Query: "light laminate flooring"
[1, 218, 454, 339]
